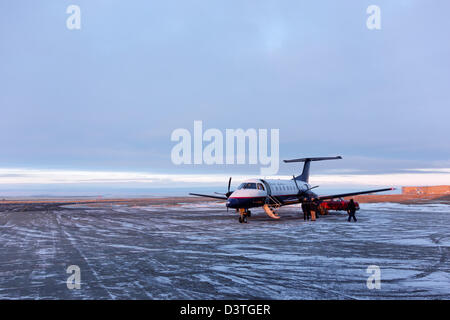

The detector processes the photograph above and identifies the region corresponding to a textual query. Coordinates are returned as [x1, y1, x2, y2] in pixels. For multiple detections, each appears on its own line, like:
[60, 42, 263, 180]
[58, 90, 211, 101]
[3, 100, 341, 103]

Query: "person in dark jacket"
[302, 202, 311, 221]
[347, 199, 357, 222]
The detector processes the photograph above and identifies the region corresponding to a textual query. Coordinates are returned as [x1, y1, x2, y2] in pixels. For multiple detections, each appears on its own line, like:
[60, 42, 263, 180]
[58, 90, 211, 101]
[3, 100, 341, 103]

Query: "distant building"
[402, 185, 450, 195]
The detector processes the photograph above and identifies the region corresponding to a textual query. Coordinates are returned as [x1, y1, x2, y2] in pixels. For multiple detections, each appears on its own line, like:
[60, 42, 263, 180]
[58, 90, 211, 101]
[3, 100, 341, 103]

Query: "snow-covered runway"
[0, 201, 449, 299]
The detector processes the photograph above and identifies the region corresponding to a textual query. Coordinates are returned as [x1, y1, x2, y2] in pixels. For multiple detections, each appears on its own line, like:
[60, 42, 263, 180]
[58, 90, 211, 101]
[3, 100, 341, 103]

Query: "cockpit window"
[237, 183, 257, 189]
[257, 183, 265, 191]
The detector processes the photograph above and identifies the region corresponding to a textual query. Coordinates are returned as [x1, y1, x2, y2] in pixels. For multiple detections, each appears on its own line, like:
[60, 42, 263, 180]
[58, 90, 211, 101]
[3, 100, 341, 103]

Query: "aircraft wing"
[189, 193, 228, 200]
[316, 187, 394, 201]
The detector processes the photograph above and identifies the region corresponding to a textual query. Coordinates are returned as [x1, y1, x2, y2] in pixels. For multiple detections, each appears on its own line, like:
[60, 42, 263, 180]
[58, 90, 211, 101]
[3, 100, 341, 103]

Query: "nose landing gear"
[238, 208, 251, 223]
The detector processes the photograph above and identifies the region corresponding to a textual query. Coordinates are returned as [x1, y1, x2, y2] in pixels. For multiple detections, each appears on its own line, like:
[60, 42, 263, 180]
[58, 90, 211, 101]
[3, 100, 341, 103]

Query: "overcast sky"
[1, 1, 449, 192]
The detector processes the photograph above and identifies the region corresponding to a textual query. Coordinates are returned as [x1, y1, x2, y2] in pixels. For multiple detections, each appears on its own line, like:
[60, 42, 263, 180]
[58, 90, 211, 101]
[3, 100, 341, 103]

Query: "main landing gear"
[238, 208, 251, 223]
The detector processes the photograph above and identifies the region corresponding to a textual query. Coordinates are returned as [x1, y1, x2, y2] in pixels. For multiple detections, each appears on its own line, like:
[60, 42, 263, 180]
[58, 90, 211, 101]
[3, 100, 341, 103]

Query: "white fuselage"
[263, 179, 310, 197]
[226, 178, 311, 209]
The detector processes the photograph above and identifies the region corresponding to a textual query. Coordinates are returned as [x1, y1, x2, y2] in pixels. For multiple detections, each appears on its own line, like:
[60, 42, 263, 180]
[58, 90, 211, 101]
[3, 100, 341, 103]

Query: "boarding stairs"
[263, 195, 281, 219]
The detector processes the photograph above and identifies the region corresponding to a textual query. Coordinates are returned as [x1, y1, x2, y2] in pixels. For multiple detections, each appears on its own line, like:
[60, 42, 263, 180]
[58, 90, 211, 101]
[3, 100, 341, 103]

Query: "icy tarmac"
[0, 200, 449, 299]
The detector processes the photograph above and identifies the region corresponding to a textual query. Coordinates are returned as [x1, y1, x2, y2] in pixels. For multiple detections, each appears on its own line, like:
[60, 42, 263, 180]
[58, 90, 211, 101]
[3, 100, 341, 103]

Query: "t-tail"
[283, 156, 342, 183]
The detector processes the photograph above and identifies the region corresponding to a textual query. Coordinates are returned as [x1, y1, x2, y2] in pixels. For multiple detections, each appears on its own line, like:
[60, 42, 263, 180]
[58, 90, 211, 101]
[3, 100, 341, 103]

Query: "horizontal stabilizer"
[283, 156, 342, 163]
[284, 156, 342, 182]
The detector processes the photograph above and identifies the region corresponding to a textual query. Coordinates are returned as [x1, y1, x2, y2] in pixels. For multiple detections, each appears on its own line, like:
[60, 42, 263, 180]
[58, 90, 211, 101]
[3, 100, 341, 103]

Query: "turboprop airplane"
[189, 156, 394, 223]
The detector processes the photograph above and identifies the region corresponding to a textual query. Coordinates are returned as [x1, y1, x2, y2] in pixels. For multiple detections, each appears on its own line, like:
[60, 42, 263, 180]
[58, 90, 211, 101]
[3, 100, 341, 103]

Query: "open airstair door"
[260, 179, 272, 196]
[260, 179, 281, 219]
[284, 156, 342, 183]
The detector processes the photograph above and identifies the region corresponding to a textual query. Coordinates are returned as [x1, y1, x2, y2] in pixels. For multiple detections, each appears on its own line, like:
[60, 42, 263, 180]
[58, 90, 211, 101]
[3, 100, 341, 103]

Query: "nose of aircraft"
[226, 197, 239, 209]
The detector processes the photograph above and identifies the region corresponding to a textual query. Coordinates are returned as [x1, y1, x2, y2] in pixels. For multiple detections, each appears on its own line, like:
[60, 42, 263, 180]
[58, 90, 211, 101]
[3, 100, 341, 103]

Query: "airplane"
[189, 156, 394, 223]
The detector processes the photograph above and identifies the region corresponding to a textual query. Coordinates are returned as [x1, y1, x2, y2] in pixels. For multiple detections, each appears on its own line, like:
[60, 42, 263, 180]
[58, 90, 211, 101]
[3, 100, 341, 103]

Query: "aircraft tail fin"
[283, 156, 342, 183]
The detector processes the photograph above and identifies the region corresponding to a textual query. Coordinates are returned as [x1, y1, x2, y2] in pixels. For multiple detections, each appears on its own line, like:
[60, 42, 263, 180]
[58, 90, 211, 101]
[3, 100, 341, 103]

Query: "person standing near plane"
[302, 202, 311, 221]
[347, 199, 357, 222]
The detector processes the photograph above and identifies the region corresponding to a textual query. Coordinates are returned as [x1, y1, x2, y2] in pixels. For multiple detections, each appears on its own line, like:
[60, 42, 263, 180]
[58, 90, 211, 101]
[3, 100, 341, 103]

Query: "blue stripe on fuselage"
[226, 194, 300, 209]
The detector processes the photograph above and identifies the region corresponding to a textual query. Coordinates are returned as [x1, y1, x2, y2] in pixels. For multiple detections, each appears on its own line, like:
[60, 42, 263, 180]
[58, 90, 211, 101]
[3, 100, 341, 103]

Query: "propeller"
[225, 177, 233, 198]
[213, 177, 233, 197]
[293, 175, 319, 201]
[212, 177, 234, 211]
[225, 177, 233, 212]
